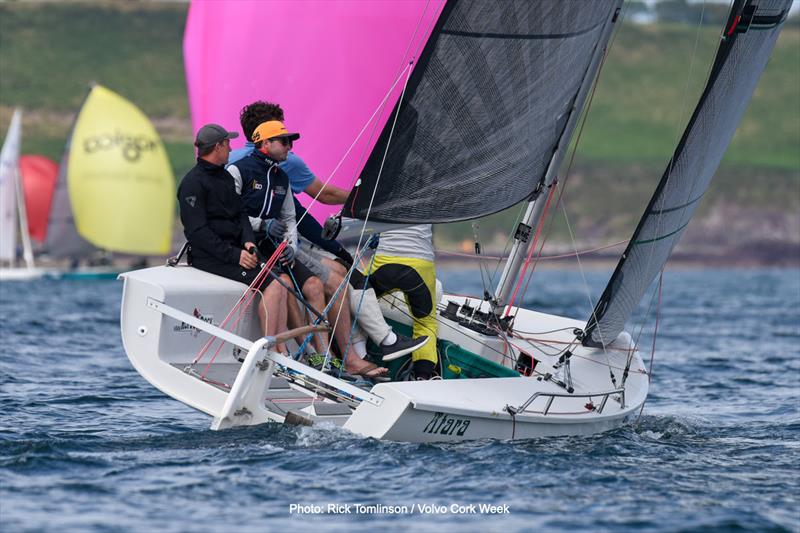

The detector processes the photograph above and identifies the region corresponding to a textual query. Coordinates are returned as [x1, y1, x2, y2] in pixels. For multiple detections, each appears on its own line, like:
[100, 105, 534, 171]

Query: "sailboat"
[2, 87, 176, 281]
[23, 85, 176, 281]
[0, 110, 54, 281]
[119, 0, 790, 441]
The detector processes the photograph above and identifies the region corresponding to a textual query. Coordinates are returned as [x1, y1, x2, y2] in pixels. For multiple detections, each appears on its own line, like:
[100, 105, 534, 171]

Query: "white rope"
[294, 0, 436, 227]
[318, 59, 416, 363]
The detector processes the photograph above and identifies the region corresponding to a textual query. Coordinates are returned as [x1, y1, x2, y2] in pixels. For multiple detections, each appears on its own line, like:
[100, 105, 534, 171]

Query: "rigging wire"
[628, 0, 711, 378]
[292, 3, 439, 361]
[434, 238, 629, 262]
[315, 64, 418, 365]
[293, 61, 414, 227]
[294, 0, 437, 227]
[635, 271, 664, 426]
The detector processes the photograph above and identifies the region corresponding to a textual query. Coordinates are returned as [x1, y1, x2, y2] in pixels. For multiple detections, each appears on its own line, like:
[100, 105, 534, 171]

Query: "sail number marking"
[422, 412, 471, 437]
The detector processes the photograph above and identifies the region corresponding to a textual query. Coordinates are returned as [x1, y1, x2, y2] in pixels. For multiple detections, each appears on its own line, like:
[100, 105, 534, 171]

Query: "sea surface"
[1, 267, 798, 532]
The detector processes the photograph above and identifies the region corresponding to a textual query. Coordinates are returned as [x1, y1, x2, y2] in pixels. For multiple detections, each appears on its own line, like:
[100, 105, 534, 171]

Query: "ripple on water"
[0, 271, 798, 532]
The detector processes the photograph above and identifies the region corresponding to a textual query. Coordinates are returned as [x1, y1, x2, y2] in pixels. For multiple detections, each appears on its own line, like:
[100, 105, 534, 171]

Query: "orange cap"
[252, 120, 300, 143]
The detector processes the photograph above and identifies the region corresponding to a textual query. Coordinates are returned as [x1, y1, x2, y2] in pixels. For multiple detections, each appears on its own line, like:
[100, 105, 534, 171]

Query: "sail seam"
[440, 21, 605, 40]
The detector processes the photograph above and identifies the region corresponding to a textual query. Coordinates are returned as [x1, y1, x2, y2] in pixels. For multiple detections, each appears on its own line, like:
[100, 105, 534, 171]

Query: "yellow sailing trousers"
[368, 255, 438, 364]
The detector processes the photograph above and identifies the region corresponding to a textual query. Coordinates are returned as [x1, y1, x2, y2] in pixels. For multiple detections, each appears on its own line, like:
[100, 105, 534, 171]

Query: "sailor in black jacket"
[177, 123, 288, 343]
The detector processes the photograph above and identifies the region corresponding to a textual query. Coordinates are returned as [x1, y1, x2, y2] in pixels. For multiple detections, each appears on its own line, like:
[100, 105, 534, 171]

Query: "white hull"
[119, 266, 648, 442]
[0, 267, 53, 281]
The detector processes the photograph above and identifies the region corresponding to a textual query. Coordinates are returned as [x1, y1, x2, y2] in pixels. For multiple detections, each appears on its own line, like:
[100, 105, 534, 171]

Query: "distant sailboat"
[2, 86, 176, 281]
[0, 110, 51, 281]
[43, 85, 176, 277]
[19, 154, 58, 245]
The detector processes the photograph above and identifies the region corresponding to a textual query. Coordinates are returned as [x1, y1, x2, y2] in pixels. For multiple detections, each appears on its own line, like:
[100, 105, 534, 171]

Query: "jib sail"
[583, 0, 790, 348]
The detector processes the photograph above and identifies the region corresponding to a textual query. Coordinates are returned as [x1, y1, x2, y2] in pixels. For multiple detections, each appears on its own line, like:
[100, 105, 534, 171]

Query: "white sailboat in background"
[118, 0, 790, 441]
[0, 109, 54, 281]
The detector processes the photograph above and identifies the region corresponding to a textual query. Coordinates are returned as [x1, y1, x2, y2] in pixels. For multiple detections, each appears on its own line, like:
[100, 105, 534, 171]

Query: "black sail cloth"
[344, 0, 622, 224]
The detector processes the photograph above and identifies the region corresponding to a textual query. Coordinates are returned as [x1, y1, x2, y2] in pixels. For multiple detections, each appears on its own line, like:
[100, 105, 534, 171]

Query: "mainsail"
[0, 110, 23, 264]
[344, 0, 622, 223]
[45, 85, 175, 257]
[582, 0, 790, 348]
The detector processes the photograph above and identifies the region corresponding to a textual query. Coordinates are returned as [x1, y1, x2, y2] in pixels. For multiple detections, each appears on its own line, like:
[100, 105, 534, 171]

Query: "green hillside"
[0, 1, 194, 175]
[1, 1, 798, 247]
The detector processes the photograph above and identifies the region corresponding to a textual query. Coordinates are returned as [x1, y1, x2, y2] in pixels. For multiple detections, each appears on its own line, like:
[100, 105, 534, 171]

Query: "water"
[1, 268, 798, 532]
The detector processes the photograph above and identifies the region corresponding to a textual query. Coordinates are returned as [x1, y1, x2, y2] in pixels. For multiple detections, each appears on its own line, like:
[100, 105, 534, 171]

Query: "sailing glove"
[266, 219, 286, 240]
[280, 245, 296, 267]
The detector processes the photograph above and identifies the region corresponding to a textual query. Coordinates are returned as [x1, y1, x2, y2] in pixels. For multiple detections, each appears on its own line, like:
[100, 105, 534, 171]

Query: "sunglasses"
[269, 137, 292, 147]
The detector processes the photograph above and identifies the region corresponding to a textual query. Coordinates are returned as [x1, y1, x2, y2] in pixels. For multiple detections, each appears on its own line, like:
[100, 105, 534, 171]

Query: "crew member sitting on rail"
[177, 123, 289, 343]
[228, 120, 388, 379]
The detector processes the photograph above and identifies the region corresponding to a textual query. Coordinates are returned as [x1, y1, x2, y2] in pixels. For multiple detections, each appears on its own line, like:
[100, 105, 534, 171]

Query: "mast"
[493, 7, 621, 311]
[13, 157, 35, 269]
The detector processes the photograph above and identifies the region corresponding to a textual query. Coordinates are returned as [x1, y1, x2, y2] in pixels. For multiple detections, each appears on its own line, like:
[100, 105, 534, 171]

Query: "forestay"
[344, 0, 622, 223]
[583, 0, 791, 348]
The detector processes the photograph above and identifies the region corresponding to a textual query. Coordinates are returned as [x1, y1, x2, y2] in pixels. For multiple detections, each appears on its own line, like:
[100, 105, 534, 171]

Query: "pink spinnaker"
[183, 0, 444, 222]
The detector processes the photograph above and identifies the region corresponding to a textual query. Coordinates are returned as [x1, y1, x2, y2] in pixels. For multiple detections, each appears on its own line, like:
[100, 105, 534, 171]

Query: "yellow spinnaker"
[68, 85, 174, 255]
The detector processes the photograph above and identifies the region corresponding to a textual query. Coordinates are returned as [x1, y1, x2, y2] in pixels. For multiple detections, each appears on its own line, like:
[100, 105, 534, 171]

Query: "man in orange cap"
[229, 120, 388, 378]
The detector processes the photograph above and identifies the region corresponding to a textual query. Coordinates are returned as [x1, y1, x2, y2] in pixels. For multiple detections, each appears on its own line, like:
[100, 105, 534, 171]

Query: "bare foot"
[345, 359, 388, 377]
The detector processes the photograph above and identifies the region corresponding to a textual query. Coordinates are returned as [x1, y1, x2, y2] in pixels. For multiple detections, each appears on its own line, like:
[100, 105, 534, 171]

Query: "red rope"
[192, 241, 287, 375]
[648, 271, 663, 384]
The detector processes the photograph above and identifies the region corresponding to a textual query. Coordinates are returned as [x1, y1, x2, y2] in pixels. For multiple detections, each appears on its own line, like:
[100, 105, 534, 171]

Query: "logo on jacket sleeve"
[185, 195, 196, 207]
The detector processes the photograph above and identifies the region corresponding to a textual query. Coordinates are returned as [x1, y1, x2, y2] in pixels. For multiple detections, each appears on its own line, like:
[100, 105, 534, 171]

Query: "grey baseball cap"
[194, 123, 239, 149]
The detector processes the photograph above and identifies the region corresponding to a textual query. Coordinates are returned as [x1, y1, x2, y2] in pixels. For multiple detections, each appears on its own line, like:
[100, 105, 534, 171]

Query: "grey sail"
[344, 0, 622, 224]
[44, 130, 96, 259]
[582, 0, 790, 348]
[44, 89, 97, 259]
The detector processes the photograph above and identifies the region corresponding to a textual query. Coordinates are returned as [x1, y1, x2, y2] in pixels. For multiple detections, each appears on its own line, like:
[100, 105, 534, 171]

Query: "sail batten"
[582, 0, 791, 348]
[345, 0, 622, 224]
[439, 21, 606, 40]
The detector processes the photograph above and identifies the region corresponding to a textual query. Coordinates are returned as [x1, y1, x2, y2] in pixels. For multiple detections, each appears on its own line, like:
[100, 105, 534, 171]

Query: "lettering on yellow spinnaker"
[67, 85, 175, 255]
